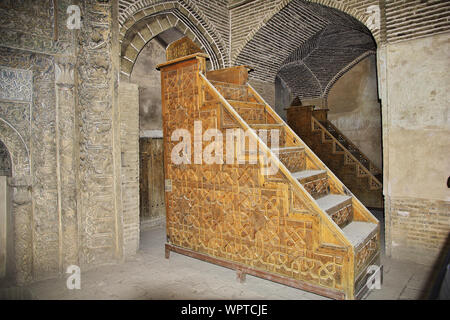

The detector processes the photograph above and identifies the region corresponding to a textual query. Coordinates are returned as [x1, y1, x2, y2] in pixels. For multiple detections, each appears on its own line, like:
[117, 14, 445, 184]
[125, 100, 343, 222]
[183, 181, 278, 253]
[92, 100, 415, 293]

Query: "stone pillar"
[77, 0, 123, 266]
[10, 175, 32, 284]
[55, 58, 79, 272]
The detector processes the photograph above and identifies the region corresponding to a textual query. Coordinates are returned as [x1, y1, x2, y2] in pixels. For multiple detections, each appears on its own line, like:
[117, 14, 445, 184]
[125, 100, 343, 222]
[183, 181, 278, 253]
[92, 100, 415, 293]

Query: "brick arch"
[232, 0, 381, 64]
[119, 0, 229, 58]
[119, 3, 227, 77]
[236, 0, 377, 102]
[278, 62, 323, 99]
[278, 51, 376, 102]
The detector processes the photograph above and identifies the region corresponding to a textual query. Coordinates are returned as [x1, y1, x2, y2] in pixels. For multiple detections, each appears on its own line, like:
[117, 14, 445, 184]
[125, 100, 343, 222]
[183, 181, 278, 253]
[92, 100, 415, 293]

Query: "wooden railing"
[199, 72, 354, 246]
[247, 84, 379, 225]
[311, 117, 382, 191]
[323, 120, 382, 177]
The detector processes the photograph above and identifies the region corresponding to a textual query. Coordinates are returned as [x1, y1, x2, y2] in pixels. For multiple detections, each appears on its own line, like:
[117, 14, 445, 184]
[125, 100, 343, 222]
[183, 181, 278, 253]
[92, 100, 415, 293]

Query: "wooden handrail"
[311, 117, 382, 189]
[199, 72, 352, 248]
[323, 119, 382, 176]
[247, 83, 379, 225]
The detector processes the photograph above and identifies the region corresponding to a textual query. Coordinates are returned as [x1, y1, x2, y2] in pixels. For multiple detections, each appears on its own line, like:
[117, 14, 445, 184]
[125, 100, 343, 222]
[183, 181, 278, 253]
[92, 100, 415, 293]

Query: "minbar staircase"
[158, 50, 381, 300]
[287, 104, 383, 209]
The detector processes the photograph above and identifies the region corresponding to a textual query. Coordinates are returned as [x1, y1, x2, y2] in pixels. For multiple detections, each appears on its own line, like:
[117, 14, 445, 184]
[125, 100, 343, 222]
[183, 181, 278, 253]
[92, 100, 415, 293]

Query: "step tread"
[316, 194, 352, 212]
[251, 123, 284, 127]
[291, 170, 327, 180]
[271, 146, 304, 152]
[209, 80, 247, 88]
[342, 221, 378, 247]
[227, 100, 265, 106]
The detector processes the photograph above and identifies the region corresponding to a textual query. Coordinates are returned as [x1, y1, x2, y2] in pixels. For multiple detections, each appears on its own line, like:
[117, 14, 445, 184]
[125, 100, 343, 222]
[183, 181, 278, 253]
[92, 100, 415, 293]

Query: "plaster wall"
[275, 75, 292, 121]
[327, 55, 382, 169]
[381, 32, 450, 265]
[130, 40, 166, 132]
[384, 33, 449, 202]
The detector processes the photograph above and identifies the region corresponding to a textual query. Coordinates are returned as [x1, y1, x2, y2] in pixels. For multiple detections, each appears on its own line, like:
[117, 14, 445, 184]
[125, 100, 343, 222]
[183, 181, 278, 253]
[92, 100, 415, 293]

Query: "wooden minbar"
[157, 37, 381, 300]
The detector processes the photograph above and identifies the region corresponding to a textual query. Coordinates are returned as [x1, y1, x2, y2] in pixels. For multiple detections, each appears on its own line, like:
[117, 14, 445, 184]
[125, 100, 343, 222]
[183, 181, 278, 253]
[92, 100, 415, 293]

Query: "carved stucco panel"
[0, 47, 59, 282]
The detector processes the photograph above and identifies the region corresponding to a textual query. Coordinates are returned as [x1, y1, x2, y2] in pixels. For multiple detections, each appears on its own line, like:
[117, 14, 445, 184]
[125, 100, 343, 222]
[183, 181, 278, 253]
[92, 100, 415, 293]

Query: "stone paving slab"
[0, 226, 436, 300]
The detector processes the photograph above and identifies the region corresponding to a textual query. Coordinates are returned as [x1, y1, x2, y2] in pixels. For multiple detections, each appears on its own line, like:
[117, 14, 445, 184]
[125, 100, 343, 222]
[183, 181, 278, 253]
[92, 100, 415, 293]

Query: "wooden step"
[229, 100, 279, 125]
[292, 170, 329, 199]
[251, 123, 284, 129]
[206, 65, 252, 85]
[225, 100, 267, 125]
[208, 80, 258, 102]
[271, 146, 304, 152]
[228, 100, 265, 109]
[271, 146, 306, 173]
[251, 124, 286, 148]
[316, 194, 353, 228]
[341, 221, 378, 249]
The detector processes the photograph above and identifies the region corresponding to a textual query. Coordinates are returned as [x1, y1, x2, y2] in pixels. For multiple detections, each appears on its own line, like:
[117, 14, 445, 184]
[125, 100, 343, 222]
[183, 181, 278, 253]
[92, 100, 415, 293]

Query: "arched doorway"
[131, 31, 172, 233]
[119, 5, 226, 250]
[233, 0, 384, 245]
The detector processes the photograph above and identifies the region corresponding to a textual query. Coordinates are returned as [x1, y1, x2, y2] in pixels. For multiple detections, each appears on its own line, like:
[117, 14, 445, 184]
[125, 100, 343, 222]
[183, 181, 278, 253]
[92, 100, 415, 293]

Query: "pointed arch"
[119, 3, 227, 77]
[232, 0, 381, 64]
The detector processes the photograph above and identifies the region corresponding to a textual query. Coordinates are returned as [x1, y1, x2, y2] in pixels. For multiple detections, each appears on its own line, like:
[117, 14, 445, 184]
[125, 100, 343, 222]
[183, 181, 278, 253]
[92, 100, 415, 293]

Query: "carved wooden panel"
[166, 37, 203, 61]
[206, 66, 250, 85]
[277, 148, 306, 172]
[329, 205, 353, 228]
[232, 105, 266, 124]
[355, 232, 379, 275]
[301, 175, 329, 199]
[208, 81, 258, 103]
[139, 138, 165, 224]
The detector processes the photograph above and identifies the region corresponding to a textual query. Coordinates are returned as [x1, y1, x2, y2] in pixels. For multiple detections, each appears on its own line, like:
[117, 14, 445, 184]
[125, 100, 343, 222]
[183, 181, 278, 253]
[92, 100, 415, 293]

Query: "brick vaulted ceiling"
[234, 0, 376, 100]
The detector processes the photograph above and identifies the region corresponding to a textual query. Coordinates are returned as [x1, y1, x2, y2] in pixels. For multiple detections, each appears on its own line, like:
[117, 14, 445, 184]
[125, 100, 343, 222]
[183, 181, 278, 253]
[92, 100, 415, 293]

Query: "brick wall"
[386, 0, 450, 43]
[248, 78, 275, 107]
[230, 0, 283, 61]
[388, 197, 450, 266]
[227, 0, 450, 106]
[231, 0, 377, 104]
[118, 0, 230, 66]
[194, 0, 230, 59]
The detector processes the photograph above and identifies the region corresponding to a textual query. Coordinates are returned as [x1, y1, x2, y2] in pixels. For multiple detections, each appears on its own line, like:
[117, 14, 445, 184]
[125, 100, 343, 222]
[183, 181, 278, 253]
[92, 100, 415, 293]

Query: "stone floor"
[0, 222, 437, 300]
